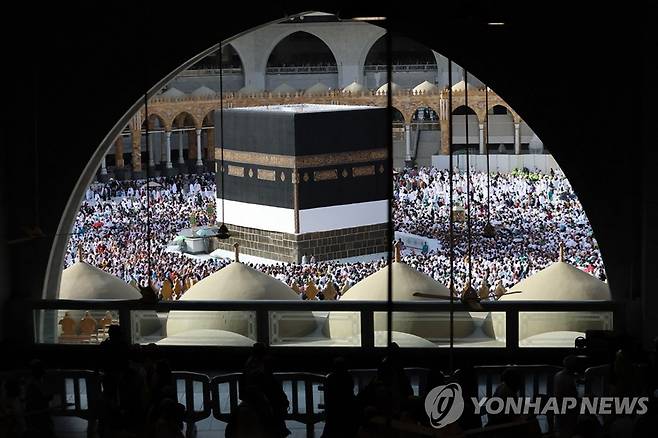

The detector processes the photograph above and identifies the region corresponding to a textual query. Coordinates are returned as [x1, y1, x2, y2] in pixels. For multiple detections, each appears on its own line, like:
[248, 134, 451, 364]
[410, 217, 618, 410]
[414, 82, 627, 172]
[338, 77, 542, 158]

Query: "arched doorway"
[265, 31, 338, 91]
[452, 105, 479, 154]
[169, 44, 245, 93]
[364, 34, 437, 90]
[411, 106, 439, 130]
[172, 112, 198, 172]
[487, 104, 515, 154]
[141, 114, 167, 172]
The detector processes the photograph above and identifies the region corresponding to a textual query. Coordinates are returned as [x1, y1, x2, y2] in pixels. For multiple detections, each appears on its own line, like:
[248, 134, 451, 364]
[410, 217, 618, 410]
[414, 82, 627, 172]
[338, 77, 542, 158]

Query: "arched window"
[267, 31, 337, 68]
[190, 44, 243, 71]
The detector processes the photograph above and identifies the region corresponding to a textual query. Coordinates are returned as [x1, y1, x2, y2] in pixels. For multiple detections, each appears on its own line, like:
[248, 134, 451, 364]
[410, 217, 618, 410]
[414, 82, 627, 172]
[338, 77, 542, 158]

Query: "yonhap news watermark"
[425, 383, 649, 429]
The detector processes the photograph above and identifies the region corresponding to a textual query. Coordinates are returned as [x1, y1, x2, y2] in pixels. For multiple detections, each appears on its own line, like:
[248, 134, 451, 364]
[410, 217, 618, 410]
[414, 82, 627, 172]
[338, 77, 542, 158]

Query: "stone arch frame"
[488, 103, 511, 115]
[355, 27, 388, 85]
[451, 104, 480, 123]
[391, 106, 406, 124]
[171, 112, 199, 160]
[220, 42, 249, 90]
[43, 12, 594, 300]
[202, 110, 215, 126]
[172, 111, 198, 129]
[485, 104, 515, 148]
[139, 113, 169, 167]
[483, 91, 521, 123]
[450, 104, 481, 151]
[410, 104, 439, 123]
[360, 32, 440, 91]
[218, 43, 246, 90]
[143, 112, 167, 130]
[361, 33, 440, 70]
[44, 12, 300, 298]
[487, 102, 521, 122]
[264, 30, 339, 69]
[202, 110, 215, 160]
[223, 43, 245, 73]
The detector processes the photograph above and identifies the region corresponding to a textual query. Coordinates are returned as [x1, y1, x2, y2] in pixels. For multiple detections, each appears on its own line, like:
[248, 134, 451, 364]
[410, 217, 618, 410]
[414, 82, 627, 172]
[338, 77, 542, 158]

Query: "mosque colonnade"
[103, 86, 526, 179]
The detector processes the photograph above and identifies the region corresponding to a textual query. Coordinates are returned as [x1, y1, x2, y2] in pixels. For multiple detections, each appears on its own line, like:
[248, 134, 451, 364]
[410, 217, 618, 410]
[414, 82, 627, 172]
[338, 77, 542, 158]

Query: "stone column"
[114, 137, 124, 168]
[100, 153, 107, 174]
[159, 132, 167, 164]
[206, 128, 215, 160]
[131, 129, 142, 172]
[98, 152, 109, 182]
[147, 131, 155, 167]
[514, 122, 521, 155]
[195, 128, 203, 167]
[165, 130, 173, 168]
[405, 124, 412, 161]
[178, 130, 185, 164]
[440, 118, 450, 154]
[479, 123, 485, 154]
[187, 130, 197, 160]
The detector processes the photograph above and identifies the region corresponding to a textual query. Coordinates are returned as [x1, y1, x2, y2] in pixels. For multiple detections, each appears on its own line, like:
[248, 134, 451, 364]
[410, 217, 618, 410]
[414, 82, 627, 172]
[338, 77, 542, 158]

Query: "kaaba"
[214, 104, 389, 263]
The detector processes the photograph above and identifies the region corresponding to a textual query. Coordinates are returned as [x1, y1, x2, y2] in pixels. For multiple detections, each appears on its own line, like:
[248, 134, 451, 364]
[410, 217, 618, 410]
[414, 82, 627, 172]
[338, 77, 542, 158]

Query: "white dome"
[59, 262, 161, 337]
[177, 262, 298, 300]
[157, 329, 254, 346]
[327, 261, 474, 340]
[451, 80, 476, 91]
[272, 83, 297, 95]
[340, 261, 450, 301]
[376, 82, 401, 95]
[190, 86, 216, 97]
[305, 82, 330, 95]
[483, 261, 611, 341]
[413, 80, 438, 94]
[60, 261, 142, 300]
[342, 81, 365, 93]
[502, 261, 610, 301]
[161, 87, 186, 98]
[237, 86, 259, 95]
[374, 331, 438, 348]
[166, 262, 316, 338]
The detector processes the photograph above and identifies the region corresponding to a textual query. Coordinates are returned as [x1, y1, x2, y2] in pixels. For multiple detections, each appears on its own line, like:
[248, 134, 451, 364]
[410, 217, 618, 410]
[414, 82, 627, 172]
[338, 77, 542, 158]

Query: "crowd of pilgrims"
[64, 167, 605, 299]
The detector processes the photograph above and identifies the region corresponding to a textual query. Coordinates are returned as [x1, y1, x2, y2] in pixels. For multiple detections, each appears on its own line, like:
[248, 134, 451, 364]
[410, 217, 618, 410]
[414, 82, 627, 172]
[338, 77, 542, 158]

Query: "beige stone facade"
[113, 87, 520, 170]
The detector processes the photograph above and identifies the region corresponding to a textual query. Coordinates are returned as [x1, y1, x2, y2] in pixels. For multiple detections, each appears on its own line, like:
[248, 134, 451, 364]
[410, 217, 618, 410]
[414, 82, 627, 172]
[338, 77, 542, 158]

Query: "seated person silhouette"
[356, 343, 413, 421]
[321, 357, 357, 438]
[487, 368, 523, 426]
[240, 343, 291, 438]
[226, 385, 279, 438]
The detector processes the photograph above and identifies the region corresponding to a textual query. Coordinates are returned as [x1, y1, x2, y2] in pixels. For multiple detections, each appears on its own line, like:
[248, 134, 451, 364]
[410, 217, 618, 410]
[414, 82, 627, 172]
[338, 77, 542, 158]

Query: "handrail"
[348, 367, 431, 397]
[266, 65, 339, 74]
[32, 298, 619, 312]
[473, 364, 561, 398]
[210, 372, 326, 437]
[210, 373, 242, 422]
[0, 366, 575, 438]
[172, 371, 212, 438]
[178, 68, 242, 76]
[365, 64, 438, 72]
[275, 372, 326, 437]
[32, 299, 622, 351]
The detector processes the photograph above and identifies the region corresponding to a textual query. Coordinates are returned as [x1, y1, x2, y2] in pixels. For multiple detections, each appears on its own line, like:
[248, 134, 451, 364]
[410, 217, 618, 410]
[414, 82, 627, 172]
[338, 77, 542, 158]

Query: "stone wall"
[212, 222, 389, 263]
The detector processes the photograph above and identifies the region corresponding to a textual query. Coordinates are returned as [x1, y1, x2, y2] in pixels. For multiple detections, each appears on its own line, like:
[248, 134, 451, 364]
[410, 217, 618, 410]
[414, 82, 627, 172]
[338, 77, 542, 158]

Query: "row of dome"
[59, 247, 610, 346]
[160, 80, 478, 99]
